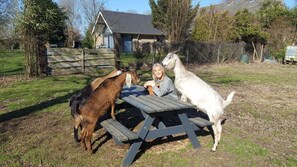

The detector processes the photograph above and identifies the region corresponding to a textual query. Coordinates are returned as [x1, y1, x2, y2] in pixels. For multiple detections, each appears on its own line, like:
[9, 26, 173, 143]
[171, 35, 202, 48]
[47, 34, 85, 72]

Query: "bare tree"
[0, 0, 20, 49]
[80, 0, 106, 28]
[192, 6, 236, 42]
[80, 0, 106, 48]
[58, 0, 82, 47]
[0, 0, 14, 33]
[150, 0, 198, 47]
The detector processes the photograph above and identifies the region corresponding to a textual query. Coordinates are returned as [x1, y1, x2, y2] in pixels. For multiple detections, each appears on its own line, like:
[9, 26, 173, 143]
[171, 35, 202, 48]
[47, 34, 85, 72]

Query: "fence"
[183, 41, 246, 64]
[46, 48, 116, 75]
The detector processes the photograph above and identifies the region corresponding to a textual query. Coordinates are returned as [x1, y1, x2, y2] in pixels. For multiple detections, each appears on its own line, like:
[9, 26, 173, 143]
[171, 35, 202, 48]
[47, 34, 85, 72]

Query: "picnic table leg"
[122, 115, 155, 167]
[178, 112, 201, 148]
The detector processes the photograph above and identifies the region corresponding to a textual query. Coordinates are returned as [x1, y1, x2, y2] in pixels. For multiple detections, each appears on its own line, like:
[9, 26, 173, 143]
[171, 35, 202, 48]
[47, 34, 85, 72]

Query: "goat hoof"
[211, 147, 216, 152]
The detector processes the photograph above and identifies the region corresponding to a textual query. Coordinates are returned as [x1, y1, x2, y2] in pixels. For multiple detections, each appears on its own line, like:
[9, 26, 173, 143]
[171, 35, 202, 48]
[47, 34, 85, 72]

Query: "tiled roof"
[99, 10, 163, 35]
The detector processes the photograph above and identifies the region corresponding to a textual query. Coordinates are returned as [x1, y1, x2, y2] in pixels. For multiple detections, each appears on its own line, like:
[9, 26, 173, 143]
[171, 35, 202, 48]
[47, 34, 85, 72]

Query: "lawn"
[0, 50, 296, 166]
[0, 50, 25, 76]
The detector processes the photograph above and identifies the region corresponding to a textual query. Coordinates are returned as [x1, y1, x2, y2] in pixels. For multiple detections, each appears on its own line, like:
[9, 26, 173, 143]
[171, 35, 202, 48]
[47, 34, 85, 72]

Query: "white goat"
[162, 52, 235, 151]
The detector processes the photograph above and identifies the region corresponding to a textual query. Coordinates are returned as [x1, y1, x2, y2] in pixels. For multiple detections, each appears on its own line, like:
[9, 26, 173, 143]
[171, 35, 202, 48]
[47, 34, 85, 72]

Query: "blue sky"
[105, 0, 296, 14]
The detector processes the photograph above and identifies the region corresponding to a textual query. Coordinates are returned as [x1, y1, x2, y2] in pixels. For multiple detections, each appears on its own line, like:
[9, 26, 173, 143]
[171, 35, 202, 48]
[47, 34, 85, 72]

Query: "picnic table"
[100, 85, 213, 167]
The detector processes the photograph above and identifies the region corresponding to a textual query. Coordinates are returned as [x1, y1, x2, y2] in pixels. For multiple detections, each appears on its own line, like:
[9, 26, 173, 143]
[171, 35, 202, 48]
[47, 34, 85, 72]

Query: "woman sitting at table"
[143, 63, 178, 99]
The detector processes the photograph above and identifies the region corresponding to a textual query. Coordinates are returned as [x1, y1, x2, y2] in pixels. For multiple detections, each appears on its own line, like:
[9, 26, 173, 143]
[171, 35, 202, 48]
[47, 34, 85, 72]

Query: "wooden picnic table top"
[122, 95, 196, 114]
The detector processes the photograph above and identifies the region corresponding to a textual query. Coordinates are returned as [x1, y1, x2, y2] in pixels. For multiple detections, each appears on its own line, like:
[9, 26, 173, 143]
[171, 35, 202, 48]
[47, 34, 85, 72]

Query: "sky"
[105, 0, 296, 14]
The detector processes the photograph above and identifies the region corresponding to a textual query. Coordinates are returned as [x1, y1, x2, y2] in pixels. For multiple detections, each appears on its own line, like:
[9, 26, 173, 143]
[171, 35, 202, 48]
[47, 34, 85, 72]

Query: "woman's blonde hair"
[152, 63, 165, 81]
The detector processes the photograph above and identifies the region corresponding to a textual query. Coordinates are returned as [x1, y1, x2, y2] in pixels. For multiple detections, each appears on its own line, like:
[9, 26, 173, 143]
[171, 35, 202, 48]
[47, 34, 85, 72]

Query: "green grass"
[0, 75, 91, 116]
[0, 50, 25, 76]
[0, 50, 296, 167]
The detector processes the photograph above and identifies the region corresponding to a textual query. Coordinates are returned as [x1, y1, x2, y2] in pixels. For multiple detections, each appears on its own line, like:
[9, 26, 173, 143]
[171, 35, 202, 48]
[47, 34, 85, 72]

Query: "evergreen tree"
[17, 0, 67, 77]
[82, 27, 94, 49]
[257, 0, 289, 29]
[234, 9, 269, 61]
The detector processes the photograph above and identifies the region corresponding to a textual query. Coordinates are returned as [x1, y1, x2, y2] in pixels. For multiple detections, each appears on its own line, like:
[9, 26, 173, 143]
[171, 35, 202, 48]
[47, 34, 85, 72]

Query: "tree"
[80, 0, 105, 28]
[58, 0, 82, 47]
[234, 9, 268, 61]
[82, 27, 93, 49]
[0, 0, 18, 49]
[0, 0, 11, 28]
[290, 7, 297, 43]
[191, 6, 236, 42]
[257, 0, 295, 60]
[149, 0, 198, 47]
[17, 0, 67, 77]
[257, 0, 289, 29]
[266, 16, 295, 59]
[80, 0, 106, 48]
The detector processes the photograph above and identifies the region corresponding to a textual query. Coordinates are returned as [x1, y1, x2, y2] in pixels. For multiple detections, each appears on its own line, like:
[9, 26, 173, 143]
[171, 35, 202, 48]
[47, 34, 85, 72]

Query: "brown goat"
[69, 69, 122, 142]
[78, 70, 140, 152]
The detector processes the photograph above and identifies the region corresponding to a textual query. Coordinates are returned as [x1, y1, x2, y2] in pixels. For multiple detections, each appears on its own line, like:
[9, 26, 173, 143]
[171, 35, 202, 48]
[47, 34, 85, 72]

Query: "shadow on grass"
[0, 91, 77, 123]
[0, 68, 24, 76]
[0, 74, 97, 123]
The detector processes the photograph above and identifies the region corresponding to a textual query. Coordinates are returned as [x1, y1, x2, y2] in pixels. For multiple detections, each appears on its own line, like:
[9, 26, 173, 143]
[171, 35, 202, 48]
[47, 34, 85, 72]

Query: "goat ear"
[116, 70, 122, 75]
[126, 74, 132, 88]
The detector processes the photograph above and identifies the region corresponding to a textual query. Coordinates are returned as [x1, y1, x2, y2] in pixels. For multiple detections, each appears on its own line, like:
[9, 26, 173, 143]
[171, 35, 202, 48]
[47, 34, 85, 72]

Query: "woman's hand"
[144, 80, 155, 88]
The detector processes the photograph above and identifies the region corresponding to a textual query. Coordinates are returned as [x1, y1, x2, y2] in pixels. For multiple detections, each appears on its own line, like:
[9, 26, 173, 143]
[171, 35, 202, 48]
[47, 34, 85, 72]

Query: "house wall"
[94, 34, 104, 49]
[94, 33, 162, 53]
[132, 34, 158, 43]
[132, 34, 159, 53]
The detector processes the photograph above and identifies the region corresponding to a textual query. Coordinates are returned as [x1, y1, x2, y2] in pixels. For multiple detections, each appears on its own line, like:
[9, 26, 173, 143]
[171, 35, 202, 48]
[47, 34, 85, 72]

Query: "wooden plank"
[138, 95, 171, 111]
[145, 95, 182, 110]
[100, 120, 129, 142]
[106, 119, 137, 140]
[84, 56, 114, 60]
[49, 62, 81, 68]
[122, 96, 154, 113]
[49, 67, 83, 75]
[98, 49, 114, 54]
[47, 55, 81, 62]
[189, 117, 213, 127]
[84, 59, 115, 67]
[46, 48, 116, 75]
[47, 48, 82, 56]
[163, 96, 196, 108]
[127, 95, 165, 112]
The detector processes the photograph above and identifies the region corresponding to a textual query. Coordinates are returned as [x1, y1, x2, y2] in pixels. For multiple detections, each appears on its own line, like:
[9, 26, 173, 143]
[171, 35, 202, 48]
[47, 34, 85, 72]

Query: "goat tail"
[223, 91, 236, 108]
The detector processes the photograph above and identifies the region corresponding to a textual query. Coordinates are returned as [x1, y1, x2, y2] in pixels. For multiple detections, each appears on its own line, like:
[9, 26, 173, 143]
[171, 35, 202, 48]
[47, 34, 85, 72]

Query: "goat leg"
[111, 104, 116, 120]
[211, 123, 219, 152]
[80, 127, 87, 150]
[74, 115, 83, 142]
[85, 123, 96, 153]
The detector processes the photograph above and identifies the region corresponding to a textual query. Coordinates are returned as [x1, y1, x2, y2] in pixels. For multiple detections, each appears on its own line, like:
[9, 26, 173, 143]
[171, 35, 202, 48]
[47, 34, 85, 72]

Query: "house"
[91, 10, 164, 53]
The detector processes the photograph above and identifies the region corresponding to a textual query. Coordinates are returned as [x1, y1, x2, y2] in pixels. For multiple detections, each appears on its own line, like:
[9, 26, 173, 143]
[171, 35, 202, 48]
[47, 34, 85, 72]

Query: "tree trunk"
[252, 41, 258, 62]
[113, 33, 121, 68]
[260, 44, 264, 62]
[23, 31, 47, 77]
[23, 33, 38, 77]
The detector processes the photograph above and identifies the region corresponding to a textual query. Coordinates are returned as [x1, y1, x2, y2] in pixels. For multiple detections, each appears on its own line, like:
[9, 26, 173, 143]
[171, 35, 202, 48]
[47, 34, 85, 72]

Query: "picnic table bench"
[100, 85, 213, 167]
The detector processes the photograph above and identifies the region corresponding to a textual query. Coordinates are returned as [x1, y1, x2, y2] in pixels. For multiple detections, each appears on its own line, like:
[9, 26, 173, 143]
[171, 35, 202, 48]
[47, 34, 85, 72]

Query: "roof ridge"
[101, 9, 151, 16]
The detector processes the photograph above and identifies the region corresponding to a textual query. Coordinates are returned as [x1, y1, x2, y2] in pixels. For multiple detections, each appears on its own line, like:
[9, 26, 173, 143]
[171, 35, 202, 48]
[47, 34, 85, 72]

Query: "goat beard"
[125, 74, 132, 88]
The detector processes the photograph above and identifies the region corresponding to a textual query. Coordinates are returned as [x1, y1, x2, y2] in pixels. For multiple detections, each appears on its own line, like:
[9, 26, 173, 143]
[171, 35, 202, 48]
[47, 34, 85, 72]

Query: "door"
[122, 35, 132, 53]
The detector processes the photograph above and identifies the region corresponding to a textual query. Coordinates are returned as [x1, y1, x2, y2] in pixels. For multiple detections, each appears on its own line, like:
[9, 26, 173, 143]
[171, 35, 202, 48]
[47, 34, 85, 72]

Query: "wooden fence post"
[81, 49, 85, 73]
